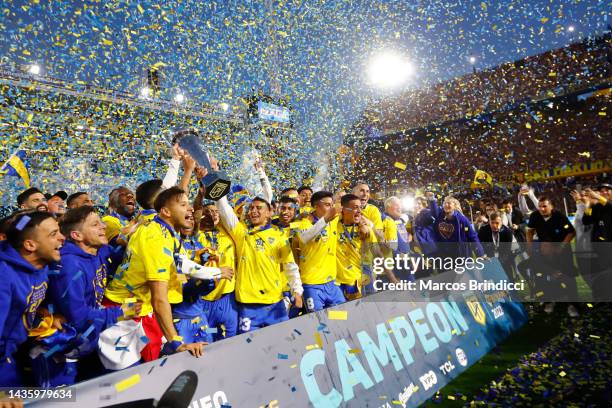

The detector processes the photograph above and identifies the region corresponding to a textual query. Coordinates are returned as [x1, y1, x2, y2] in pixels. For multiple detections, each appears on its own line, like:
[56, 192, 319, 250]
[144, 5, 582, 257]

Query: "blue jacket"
[0, 241, 49, 359]
[47, 241, 124, 335]
[414, 208, 438, 256]
[433, 204, 485, 258]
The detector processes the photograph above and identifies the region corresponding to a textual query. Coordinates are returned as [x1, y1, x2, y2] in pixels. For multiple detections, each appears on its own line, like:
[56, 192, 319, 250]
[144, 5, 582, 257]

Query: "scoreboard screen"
[257, 101, 291, 123]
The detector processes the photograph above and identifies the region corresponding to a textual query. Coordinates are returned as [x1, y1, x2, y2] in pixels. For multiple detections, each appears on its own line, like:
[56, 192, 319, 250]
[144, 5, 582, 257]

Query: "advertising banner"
[35, 260, 527, 408]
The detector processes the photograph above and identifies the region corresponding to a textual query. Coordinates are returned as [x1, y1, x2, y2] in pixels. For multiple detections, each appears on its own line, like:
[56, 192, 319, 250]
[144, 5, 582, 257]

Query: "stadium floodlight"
[367, 51, 413, 88]
[28, 64, 41, 75]
[139, 86, 151, 99]
[174, 93, 185, 103]
[401, 195, 415, 212]
[469, 56, 477, 64]
[567, 25, 575, 32]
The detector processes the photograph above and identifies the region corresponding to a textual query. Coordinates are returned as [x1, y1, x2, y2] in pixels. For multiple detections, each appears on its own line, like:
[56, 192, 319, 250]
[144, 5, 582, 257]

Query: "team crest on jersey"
[465, 295, 487, 326]
[267, 237, 276, 245]
[94, 264, 108, 306]
[23, 282, 48, 330]
[255, 237, 265, 251]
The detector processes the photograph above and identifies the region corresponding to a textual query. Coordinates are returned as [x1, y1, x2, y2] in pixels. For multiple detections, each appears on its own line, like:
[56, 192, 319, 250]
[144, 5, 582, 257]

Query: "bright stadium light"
[469, 56, 477, 64]
[567, 25, 575, 32]
[139, 86, 151, 99]
[174, 93, 185, 103]
[367, 51, 414, 88]
[401, 195, 415, 212]
[28, 64, 41, 75]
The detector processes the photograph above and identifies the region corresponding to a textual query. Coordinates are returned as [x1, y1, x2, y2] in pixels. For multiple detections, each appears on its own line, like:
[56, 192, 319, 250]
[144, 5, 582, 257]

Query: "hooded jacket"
[431, 200, 485, 258]
[47, 241, 124, 335]
[0, 241, 49, 359]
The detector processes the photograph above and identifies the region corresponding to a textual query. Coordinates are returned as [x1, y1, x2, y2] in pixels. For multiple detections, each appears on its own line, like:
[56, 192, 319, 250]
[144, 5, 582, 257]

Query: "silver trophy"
[172, 129, 231, 201]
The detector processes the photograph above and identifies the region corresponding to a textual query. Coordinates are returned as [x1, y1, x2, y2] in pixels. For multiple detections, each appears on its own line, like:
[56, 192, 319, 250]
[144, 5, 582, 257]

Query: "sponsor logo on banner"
[419, 370, 438, 391]
[456, 348, 468, 367]
[396, 383, 417, 407]
[439, 360, 456, 375]
[465, 295, 487, 325]
[492, 305, 505, 319]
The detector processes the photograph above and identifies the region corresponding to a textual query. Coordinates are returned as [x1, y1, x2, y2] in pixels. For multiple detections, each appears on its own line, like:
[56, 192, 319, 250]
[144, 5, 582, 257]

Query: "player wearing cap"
[295, 191, 345, 312]
[45, 191, 68, 219]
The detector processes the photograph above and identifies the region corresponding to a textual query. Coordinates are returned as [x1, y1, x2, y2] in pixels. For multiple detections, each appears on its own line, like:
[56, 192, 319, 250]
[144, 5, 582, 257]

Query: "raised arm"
[255, 157, 273, 204]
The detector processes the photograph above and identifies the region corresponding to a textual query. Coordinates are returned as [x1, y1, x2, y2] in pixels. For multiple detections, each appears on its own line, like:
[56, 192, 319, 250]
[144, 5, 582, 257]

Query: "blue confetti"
[15, 216, 31, 231]
[43, 344, 62, 358]
[277, 353, 288, 359]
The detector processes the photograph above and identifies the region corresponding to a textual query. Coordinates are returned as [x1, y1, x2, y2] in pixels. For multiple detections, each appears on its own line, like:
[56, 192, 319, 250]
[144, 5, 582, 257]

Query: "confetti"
[328, 310, 348, 320]
[115, 374, 141, 392]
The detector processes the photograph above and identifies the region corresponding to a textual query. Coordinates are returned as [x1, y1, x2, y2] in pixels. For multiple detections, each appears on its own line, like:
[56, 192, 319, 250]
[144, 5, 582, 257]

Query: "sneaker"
[567, 305, 579, 318]
[544, 303, 555, 314]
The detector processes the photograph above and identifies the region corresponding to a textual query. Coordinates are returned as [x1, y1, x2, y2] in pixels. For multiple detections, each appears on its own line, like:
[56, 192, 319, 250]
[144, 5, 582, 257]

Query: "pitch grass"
[424, 276, 592, 407]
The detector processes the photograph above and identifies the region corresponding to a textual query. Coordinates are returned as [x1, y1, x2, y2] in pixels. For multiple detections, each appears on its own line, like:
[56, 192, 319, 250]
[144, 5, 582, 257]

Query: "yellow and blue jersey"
[198, 228, 236, 301]
[227, 222, 295, 304]
[105, 217, 186, 316]
[295, 217, 339, 285]
[362, 203, 384, 231]
[336, 223, 377, 286]
[101, 212, 132, 243]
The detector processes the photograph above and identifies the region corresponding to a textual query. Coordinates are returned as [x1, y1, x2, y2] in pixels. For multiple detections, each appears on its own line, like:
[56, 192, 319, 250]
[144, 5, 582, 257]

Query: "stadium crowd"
[0, 140, 610, 390]
[369, 33, 609, 132]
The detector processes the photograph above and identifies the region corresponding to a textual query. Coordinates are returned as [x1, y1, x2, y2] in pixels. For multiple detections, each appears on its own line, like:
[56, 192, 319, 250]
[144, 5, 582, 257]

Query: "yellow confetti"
[314, 332, 323, 348]
[305, 344, 320, 350]
[328, 310, 348, 320]
[559, 371, 566, 377]
[348, 348, 361, 354]
[525, 122, 531, 129]
[101, 38, 113, 46]
[448, 395, 456, 400]
[137, 4, 144, 14]
[115, 374, 141, 392]
[394, 161, 406, 170]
